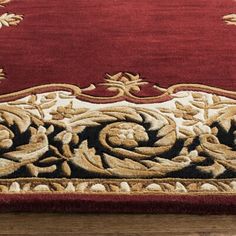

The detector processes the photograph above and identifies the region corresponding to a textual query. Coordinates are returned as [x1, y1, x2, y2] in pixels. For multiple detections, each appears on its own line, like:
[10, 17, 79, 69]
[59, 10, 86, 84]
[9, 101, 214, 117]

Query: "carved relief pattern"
[1, 179, 236, 194]
[0, 73, 235, 183]
[0, 1, 235, 194]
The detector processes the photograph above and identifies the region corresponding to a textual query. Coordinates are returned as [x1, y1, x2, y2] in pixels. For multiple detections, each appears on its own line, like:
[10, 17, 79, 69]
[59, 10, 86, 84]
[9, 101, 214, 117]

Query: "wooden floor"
[0, 213, 235, 235]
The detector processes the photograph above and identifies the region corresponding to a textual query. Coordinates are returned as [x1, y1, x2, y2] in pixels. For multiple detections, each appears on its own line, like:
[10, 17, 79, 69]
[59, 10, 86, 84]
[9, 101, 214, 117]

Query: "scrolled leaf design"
[0, 87, 235, 179]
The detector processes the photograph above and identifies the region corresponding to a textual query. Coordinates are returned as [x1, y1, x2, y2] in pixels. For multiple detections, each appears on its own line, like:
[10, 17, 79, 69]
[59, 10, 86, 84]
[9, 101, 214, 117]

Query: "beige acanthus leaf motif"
[3, 127, 49, 162]
[0, 124, 14, 148]
[71, 140, 111, 176]
[142, 156, 191, 174]
[69, 110, 117, 130]
[90, 107, 177, 161]
[104, 153, 154, 178]
[54, 130, 79, 145]
[174, 101, 199, 120]
[217, 160, 236, 172]
[50, 101, 88, 120]
[212, 94, 221, 104]
[104, 153, 147, 170]
[69, 107, 143, 132]
[197, 161, 226, 178]
[182, 120, 199, 126]
[191, 93, 228, 120]
[99, 122, 150, 160]
[207, 106, 236, 132]
[103, 122, 149, 148]
[0, 13, 23, 28]
[197, 133, 236, 177]
[39, 156, 59, 164]
[101, 72, 148, 94]
[190, 101, 205, 109]
[104, 154, 190, 178]
[61, 161, 71, 177]
[0, 158, 22, 177]
[10, 93, 58, 119]
[223, 14, 236, 26]
[179, 127, 195, 138]
[133, 108, 176, 156]
[0, 127, 49, 177]
[0, 0, 11, 7]
[0, 68, 6, 80]
[0, 105, 31, 133]
[99, 107, 143, 123]
[139, 108, 168, 131]
[192, 93, 204, 101]
[199, 134, 236, 161]
[26, 163, 57, 177]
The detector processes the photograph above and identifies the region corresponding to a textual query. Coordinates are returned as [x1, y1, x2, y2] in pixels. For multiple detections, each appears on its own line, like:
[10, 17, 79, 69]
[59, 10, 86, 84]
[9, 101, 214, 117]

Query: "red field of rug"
[0, 0, 235, 213]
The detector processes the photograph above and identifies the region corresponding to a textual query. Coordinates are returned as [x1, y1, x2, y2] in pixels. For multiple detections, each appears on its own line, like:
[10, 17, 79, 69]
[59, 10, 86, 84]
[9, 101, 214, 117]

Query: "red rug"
[0, 0, 236, 213]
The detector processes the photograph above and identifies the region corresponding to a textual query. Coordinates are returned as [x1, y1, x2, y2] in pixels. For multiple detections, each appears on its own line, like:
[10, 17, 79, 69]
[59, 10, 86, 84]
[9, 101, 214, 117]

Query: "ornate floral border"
[0, 72, 234, 194]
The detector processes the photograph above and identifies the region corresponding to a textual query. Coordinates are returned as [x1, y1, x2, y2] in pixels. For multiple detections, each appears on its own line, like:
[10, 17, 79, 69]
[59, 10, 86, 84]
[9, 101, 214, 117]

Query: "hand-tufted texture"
[0, 0, 236, 213]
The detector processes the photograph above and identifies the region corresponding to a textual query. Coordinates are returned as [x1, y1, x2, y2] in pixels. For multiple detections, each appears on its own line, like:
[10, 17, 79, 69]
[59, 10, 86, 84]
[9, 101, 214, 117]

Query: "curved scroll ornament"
[0, 72, 236, 104]
[0, 104, 189, 178]
[69, 107, 181, 178]
[0, 76, 235, 180]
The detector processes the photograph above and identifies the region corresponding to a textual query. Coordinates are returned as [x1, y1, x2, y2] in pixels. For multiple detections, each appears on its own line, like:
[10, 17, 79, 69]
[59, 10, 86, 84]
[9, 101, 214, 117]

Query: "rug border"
[0, 193, 235, 214]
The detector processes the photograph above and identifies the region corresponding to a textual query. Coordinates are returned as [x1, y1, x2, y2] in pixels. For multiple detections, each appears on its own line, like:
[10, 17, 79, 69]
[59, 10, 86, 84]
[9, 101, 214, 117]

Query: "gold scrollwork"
[0, 73, 235, 180]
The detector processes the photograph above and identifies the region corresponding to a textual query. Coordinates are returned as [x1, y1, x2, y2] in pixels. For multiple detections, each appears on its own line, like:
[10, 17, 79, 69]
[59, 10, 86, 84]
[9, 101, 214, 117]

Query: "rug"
[0, 0, 236, 213]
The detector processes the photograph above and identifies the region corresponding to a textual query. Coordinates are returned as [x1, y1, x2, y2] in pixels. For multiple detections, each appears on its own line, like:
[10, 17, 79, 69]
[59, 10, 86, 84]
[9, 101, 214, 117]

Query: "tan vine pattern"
[0, 0, 23, 29]
[0, 73, 235, 181]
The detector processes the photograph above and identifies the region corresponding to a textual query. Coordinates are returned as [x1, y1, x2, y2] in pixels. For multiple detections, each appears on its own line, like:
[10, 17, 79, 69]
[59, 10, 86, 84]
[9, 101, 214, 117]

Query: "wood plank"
[0, 214, 235, 235]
